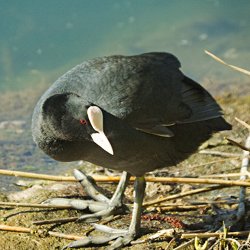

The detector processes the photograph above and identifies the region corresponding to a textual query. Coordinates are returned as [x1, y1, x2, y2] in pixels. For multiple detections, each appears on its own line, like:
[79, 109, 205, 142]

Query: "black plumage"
[32, 52, 231, 248]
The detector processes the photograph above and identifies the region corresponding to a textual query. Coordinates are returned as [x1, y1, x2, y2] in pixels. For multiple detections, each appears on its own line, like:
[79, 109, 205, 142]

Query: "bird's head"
[41, 93, 114, 155]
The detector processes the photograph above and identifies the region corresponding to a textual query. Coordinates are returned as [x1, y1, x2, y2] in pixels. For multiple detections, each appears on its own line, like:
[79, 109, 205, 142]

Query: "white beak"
[87, 106, 114, 155]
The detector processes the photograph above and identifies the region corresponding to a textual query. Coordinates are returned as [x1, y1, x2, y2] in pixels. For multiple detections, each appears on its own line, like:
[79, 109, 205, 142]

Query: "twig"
[0, 201, 71, 209]
[190, 200, 240, 205]
[181, 231, 250, 239]
[2, 224, 249, 243]
[199, 150, 242, 158]
[165, 237, 176, 250]
[0, 169, 76, 182]
[1, 169, 250, 186]
[235, 117, 250, 131]
[227, 138, 250, 152]
[173, 239, 194, 250]
[154, 204, 208, 212]
[143, 185, 224, 207]
[0, 215, 121, 241]
[0, 224, 31, 233]
[201, 172, 250, 178]
[33, 217, 78, 225]
[189, 157, 239, 169]
[47, 231, 83, 240]
[205, 50, 250, 76]
[0, 224, 84, 240]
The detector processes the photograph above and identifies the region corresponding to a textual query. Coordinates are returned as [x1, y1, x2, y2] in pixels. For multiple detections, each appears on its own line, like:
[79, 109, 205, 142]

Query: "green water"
[1, 0, 250, 91]
[0, 0, 250, 191]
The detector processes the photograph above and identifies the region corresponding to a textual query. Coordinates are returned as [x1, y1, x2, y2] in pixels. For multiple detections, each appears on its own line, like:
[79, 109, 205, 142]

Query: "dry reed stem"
[0, 224, 31, 233]
[181, 231, 250, 239]
[0, 169, 76, 182]
[173, 239, 195, 250]
[47, 231, 84, 240]
[235, 117, 250, 131]
[154, 204, 208, 211]
[201, 172, 250, 178]
[33, 217, 78, 225]
[227, 138, 250, 152]
[143, 185, 223, 207]
[2, 223, 249, 240]
[0, 201, 71, 209]
[199, 150, 242, 157]
[205, 50, 250, 76]
[0, 224, 84, 240]
[0, 215, 121, 239]
[1, 169, 250, 186]
[190, 199, 241, 205]
[189, 157, 239, 169]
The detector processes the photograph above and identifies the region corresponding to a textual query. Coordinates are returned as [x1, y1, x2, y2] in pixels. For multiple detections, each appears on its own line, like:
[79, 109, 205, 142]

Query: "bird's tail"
[169, 117, 231, 163]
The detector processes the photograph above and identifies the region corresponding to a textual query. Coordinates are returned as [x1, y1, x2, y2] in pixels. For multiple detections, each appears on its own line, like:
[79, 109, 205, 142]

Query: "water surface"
[0, 0, 249, 191]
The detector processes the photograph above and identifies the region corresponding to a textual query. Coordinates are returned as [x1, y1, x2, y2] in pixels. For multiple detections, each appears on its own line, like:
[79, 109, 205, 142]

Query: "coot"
[32, 52, 231, 249]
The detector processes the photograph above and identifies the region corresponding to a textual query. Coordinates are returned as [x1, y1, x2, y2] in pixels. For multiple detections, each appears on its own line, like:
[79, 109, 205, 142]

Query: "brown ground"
[0, 82, 249, 250]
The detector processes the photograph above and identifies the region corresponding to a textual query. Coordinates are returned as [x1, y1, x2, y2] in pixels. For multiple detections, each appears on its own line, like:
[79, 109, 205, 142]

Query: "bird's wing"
[123, 53, 224, 137]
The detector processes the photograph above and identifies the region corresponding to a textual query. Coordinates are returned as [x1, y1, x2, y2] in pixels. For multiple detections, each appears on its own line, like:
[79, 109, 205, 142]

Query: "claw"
[45, 171, 133, 249]
[64, 235, 119, 249]
[63, 230, 134, 249]
[108, 234, 134, 250]
[63, 225, 135, 249]
[93, 223, 127, 234]
[43, 198, 109, 212]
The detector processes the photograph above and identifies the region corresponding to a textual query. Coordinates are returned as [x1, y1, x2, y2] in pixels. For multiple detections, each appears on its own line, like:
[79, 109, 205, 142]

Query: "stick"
[48, 231, 83, 240]
[190, 200, 240, 205]
[201, 172, 250, 178]
[227, 138, 250, 152]
[205, 50, 250, 76]
[235, 117, 250, 131]
[199, 150, 242, 157]
[143, 185, 224, 207]
[33, 217, 78, 225]
[155, 204, 208, 211]
[0, 169, 76, 182]
[2, 224, 249, 241]
[0, 202, 71, 209]
[0, 224, 31, 233]
[181, 231, 250, 239]
[173, 239, 195, 250]
[0, 224, 84, 240]
[1, 169, 250, 187]
[190, 158, 239, 169]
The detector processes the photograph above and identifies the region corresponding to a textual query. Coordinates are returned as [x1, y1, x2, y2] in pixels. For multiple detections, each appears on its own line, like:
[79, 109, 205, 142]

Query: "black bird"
[32, 52, 231, 249]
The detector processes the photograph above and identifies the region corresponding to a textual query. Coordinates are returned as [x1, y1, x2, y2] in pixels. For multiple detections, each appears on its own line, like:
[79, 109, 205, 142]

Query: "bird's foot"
[64, 224, 136, 249]
[64, 176, 146, 249]
[43, 169, 130, 221]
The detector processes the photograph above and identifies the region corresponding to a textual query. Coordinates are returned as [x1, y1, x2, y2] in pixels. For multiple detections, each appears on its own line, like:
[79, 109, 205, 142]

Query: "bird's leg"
[44, 170, 131, 219]
[65, 176, 146, 249]
[108, 176, 146, 249]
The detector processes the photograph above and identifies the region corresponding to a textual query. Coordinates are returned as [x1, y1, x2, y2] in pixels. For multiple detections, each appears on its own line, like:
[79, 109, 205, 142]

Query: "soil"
[0, 82, 249, 249]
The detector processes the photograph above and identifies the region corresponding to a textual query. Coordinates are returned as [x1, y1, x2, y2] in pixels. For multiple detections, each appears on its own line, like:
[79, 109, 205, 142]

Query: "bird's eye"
[79, 119, 87, 125]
